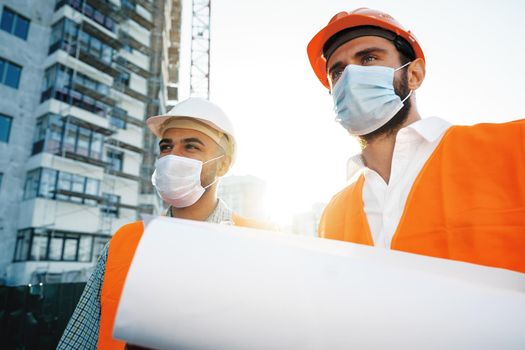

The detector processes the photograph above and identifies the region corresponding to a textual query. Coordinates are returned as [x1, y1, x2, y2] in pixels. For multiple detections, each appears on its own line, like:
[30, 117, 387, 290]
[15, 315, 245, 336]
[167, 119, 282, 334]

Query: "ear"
[216, 155, 232, 177]
[407, 58, 426, 90]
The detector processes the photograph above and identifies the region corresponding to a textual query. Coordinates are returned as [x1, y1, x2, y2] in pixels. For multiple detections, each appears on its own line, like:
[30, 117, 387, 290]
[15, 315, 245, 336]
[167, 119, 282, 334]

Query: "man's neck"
[360, 112, 421, 184]
[170, 186, 218, 221]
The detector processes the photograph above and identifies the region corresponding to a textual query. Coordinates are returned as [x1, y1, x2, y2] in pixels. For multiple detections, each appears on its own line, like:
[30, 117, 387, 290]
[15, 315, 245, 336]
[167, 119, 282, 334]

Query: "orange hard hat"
[307, 8, 425, 89]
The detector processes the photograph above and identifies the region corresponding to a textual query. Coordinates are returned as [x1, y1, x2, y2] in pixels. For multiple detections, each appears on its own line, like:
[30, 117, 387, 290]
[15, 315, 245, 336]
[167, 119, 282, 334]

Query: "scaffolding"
[190, 0, 211, 99]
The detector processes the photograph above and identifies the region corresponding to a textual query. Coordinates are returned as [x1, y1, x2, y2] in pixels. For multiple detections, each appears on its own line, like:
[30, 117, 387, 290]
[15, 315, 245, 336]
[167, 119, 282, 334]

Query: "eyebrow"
[158, 137, 206, 147]
[327, 47, 389, 74]
[354, 47, 388, 59]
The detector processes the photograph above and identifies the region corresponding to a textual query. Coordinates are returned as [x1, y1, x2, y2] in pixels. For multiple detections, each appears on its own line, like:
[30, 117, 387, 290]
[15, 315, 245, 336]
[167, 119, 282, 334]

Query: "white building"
[218, 175, 268, 221]
[0, 0, 182, 285]
[291, 202, 326, 236]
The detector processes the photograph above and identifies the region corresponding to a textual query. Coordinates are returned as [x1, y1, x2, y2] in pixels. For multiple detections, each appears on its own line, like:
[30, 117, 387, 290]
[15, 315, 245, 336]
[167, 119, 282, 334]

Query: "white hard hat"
[147, 97, 236, 160]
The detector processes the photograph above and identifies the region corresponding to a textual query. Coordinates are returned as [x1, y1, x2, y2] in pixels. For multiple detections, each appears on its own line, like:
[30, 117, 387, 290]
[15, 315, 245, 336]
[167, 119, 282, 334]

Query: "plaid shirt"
[57, 199, 233, 349]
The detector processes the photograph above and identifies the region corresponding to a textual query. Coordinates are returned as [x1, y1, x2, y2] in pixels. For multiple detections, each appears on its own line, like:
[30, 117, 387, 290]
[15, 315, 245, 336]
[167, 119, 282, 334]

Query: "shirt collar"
[166, 198, 233, 224]
[346, 117, 452, 178]
[404, 117, 452, 143]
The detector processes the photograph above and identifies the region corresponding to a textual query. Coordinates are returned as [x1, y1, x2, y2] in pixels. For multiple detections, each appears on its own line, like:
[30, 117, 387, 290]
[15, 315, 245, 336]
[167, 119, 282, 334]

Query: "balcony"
[81, 20, 122, 50]
[66, 114, 114, 136]
[105, 137, 143, 154]
[114, 55, 151, 79]
[71, 78, 116, 107]
[122, 5, 154, 31]
[119, 30, 150, 55]
[62, 150, 108, 168]
[53, 188, 104, 203]
[132, 0, 154, 13]
[105, 167, 142, 182]
[113, 80, 149, 103]
[55, 0, 122, 30]
[77, 49, 120, 77]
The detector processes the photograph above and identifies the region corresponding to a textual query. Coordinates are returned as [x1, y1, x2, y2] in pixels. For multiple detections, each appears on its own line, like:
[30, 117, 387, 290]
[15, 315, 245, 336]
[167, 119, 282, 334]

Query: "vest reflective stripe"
[98, 216, 266, 349]
[319, 120, 525, 273]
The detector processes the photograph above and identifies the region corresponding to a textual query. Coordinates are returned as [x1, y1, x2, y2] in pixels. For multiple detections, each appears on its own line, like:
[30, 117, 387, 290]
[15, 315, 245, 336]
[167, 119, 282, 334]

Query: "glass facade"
[55, 0, 117, 33]
[0, 6, 30, 40]
[41, 64, 112, 118]
[13, 227, 110, 263]
[23, 167, 100, 206]
[49, 18, 116, 66]
[32, 113, 104, 161]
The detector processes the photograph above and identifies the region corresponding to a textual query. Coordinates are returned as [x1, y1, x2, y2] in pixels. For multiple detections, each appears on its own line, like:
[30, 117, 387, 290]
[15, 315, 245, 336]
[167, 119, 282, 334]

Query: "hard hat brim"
[307, 13, 425, 89]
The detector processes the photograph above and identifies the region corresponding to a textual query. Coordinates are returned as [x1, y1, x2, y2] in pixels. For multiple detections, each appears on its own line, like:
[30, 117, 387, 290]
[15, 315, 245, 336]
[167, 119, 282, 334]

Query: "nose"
[169, 144, 185, 157]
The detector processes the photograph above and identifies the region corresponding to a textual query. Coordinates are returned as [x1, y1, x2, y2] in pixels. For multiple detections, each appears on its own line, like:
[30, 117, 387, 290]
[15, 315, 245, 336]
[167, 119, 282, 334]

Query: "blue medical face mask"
[331, 62, 412, 136]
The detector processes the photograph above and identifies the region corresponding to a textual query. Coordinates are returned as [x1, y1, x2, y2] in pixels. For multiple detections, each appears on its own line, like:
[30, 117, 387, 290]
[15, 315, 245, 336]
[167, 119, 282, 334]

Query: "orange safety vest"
[98, 214, 268, 350]
[319, 119, 525, 273]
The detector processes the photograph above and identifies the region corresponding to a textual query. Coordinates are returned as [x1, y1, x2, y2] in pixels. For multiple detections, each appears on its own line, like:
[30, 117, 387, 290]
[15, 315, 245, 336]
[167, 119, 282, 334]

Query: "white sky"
[177, 0, 525, 224]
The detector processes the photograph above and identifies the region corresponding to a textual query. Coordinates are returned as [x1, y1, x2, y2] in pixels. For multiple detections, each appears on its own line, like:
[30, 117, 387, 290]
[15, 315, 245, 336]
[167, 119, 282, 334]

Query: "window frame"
[13, 227, 111, 263]
[0, 6, 30, 40]
[0, 57, 22, 89]
[0, 113, 13, 143]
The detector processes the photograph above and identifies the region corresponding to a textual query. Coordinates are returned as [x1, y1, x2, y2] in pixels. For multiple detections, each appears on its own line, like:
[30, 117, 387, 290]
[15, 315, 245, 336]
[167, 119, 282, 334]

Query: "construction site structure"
[189, 0, 210, 99]
[0, 0, 183, 285]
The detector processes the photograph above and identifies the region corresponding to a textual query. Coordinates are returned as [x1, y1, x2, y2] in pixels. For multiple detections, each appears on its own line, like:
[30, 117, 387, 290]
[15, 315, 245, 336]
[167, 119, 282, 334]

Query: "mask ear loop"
[202, 154, 225, 189]
[394, 61, 412, 72]
[401, 90, 413, 103]
[202, 154, 224, 165]
[394, 61, 413, 103]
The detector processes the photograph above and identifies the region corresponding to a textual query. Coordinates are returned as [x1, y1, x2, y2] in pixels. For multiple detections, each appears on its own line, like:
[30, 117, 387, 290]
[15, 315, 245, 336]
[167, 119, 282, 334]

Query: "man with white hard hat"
[58, 97, 260, 349]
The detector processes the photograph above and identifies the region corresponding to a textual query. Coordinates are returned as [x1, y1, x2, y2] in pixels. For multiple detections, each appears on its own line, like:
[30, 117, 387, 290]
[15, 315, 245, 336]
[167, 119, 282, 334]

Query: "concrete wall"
[0, 0, 55, 284]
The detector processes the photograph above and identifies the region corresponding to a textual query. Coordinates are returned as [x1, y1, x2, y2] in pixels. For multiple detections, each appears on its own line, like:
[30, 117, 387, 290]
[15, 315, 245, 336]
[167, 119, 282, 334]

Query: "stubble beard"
[359, 69, 412, 146]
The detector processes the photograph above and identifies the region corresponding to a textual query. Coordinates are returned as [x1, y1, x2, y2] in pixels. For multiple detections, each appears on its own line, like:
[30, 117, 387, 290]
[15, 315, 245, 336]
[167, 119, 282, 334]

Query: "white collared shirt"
[347, 117, 452, 248]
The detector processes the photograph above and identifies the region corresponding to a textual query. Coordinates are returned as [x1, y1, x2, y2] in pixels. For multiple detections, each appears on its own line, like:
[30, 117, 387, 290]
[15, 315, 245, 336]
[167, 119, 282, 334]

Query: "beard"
[360, 68, 412, 144]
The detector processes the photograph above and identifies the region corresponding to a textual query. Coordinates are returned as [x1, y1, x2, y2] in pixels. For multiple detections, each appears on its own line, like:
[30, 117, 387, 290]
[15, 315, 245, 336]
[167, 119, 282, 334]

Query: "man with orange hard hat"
[307, 8, 525, 273]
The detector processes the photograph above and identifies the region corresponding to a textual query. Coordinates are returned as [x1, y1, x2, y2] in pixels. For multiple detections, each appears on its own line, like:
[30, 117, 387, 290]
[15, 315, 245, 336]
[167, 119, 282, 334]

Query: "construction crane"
[189, 0, 211, 99]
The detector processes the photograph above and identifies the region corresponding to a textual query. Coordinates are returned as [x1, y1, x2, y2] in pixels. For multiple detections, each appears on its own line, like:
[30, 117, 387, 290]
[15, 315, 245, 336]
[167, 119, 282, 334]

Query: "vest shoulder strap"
[318, 175, 373, 245]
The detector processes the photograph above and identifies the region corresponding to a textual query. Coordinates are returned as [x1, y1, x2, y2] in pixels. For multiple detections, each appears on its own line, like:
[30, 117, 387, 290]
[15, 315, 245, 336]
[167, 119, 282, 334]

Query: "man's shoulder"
[443, 119, 525, 147]
[327, 175, 363, 209]
[110, 221, 145, 247]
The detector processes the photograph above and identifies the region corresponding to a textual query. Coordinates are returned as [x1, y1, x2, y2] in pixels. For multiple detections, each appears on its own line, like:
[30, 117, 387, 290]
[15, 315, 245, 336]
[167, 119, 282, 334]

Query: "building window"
[49, 18, 115, 65]
[115, 70, 130, 88]
[121, 0, 136, 10]
[32, 113, 105, 161]
[0, 7, 30, 40]
[0, 172, 3, 190]
[23, 167, 100, 205]
[13, 227, 110, 263]
[14, 229, 31, 261]
[0, 113, 12, 143]
[106, 149, 123, 172]
[41, 64, 111, 118]
[110, 107, 127, 129]
[101, 193, 120, 218]
[0, 57, 22, 89]
[55, 0, 117, 32]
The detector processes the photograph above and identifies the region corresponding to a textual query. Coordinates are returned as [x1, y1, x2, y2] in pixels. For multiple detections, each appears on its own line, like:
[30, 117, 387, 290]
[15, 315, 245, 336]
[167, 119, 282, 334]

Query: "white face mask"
[151, 154, 223, 208]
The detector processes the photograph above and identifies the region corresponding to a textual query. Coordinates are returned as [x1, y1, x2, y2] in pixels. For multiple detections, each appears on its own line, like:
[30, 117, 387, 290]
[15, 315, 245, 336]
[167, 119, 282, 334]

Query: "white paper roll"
[114, 216, 525, 350]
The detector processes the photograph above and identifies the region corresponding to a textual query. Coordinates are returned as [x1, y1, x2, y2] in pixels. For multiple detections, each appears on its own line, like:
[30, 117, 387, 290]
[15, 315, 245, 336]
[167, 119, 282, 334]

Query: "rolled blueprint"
[114, 216, 525, 350]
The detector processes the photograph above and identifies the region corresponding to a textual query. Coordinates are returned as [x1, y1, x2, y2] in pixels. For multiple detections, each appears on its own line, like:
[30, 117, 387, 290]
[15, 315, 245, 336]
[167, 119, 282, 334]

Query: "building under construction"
[0, 0, 183, 285]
